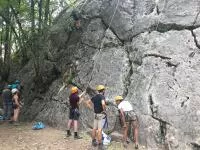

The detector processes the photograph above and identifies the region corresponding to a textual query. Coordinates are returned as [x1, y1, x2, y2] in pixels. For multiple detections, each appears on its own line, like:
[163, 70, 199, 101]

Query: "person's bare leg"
[123, 122, 129, 147]
[67, 119, 73, 130]
[123, 122, 129, 141]
[92, 128, 96, 140]
[91, 128, 98, 146]
[132, 120, 139, 149]
[66, 119, 72, 137]
[74, 120, 82, 139]
[97, 128, 102, 144]
[13, 108, 20, 122]
[74, 120, 78, 132]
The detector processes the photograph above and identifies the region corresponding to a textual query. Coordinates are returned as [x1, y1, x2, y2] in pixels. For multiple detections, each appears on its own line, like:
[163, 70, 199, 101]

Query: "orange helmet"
[71, 86, 78, 94]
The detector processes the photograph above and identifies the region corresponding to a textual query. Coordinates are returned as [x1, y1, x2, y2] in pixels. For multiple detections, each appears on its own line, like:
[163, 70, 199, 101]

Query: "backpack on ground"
[102, 131, 111, 145]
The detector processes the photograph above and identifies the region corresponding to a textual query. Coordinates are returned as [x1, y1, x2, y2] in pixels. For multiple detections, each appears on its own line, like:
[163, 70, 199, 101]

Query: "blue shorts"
[3, 104, 13, 120]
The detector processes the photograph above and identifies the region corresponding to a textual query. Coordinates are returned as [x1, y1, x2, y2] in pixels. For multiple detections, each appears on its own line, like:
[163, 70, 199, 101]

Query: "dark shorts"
[69, 108, 80, 120]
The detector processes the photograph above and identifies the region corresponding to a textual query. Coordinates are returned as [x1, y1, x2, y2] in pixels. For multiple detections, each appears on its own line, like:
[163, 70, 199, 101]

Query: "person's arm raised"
[78, 90, 86, 105]
[86, 99, 93, 110]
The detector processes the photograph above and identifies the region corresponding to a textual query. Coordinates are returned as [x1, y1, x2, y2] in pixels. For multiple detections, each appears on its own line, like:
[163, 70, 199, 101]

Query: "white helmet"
[12, 88, 19, 94]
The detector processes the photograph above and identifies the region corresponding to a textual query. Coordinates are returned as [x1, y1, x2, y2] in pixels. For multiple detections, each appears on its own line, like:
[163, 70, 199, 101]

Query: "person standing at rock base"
[71, 10, 81, 30]
[66, 86, 85, 139]
[86, 85, 107, 150]
[115, 96, 139, 149]
[2, 84, 13, 121]
[11, 88, 22, 125]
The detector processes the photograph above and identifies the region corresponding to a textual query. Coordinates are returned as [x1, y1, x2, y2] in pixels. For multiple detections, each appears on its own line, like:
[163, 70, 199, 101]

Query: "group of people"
[66, 85, 139, 149]
[1, 80, 22, 125]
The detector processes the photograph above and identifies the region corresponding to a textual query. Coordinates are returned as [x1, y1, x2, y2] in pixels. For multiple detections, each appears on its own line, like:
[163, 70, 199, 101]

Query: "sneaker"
[126, 139, 130, 144]
[92, 139, 97, 147]
[74, 134, 82, 139]
[135, 144, 139, 149]
[66, 130, 72, 137]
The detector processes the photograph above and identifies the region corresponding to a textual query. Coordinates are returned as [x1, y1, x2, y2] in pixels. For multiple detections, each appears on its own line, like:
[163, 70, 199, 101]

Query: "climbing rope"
[59, 0, 119, 98]
[99, 0, 120, 51]
[58, 0, 120, 94]
[79, 0, 89, 12]
[85, 0, 120, 90]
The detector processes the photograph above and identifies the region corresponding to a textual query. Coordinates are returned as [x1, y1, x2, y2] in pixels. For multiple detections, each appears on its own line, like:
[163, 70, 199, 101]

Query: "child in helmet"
[115, 96, 139, 149]
[66, 86, 85, 139]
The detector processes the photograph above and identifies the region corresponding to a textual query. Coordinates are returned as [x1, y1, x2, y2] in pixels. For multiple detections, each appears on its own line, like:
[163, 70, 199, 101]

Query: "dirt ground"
[0, 122, 142, 150]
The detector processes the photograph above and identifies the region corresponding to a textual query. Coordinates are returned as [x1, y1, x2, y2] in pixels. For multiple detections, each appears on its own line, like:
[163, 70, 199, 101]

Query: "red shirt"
[69, 93, 79, 109]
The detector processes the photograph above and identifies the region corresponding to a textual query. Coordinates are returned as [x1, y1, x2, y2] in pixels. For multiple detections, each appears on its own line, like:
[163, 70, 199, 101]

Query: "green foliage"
[67, 0, 77, 7]
[0, 0, 9, 10]
[0, 0, 76, 80]
[11, 50, 22, 65]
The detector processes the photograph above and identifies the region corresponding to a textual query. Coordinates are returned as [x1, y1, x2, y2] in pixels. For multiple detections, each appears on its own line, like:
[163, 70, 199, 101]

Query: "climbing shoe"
[92, 139, 97, 147]
[74, 132, 82, 139]
[126, 139, 130, 144]
[135, 144, 139, 149]
[66, 130, 72, 137]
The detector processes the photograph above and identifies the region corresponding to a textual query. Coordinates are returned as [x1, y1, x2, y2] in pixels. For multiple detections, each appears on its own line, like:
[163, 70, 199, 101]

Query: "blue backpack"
[0, 115, 3, 120]
[32, 122, 45, 130]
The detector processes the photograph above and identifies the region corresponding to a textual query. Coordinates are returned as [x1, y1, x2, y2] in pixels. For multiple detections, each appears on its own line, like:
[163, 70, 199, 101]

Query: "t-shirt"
[2, 89, 12, 104]
[69, 93, 79, 109]
[91, 94, 105, 114]
[118, 101, 133, 112]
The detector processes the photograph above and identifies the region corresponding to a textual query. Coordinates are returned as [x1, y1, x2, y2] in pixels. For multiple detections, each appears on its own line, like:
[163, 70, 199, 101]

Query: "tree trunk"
[10, 5, 28, 64]
[38, 0, 43, 32]
[3, 5, 11, 81]
[44, 0, 50, 26]
[31, 0, 35, 35]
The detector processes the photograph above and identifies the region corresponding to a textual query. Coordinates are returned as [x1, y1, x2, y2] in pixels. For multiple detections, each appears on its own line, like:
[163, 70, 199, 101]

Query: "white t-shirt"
[118, 101, 133, 112]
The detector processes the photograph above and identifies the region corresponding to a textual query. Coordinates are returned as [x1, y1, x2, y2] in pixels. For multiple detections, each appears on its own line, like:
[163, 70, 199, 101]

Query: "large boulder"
[14, 0, 200, 149]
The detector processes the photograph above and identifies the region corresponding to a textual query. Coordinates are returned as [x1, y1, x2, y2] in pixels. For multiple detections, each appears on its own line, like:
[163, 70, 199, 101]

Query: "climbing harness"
[102, 114, 109, 129]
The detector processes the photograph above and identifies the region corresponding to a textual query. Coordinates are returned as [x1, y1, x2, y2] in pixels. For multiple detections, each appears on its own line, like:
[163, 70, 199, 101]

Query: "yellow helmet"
[96, 85, 105, 91]
[71, 86, 78, 94]
[115, 96, 123, 101]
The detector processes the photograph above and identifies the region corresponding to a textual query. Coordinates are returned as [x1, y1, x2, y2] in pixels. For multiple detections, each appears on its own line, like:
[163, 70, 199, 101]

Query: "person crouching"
[115, 96, 139, 149]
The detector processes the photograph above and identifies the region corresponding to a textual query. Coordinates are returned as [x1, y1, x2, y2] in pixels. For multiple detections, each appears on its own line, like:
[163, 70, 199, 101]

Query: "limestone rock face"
[17, 0, 200, 149]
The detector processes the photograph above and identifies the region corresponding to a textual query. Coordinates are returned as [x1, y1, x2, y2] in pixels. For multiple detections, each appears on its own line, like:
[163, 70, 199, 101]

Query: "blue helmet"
[12, 84, 18, 89]
[15, 80, 20, 84]
[7, 84, 12, 89]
